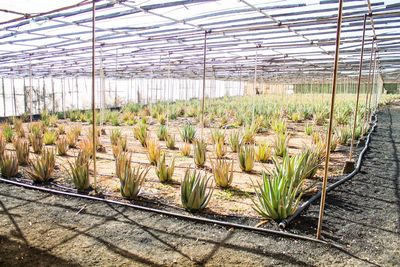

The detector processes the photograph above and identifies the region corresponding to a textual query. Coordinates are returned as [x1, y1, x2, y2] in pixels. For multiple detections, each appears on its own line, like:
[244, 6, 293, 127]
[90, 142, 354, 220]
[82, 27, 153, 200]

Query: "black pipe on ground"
[279, 114, 378, 229]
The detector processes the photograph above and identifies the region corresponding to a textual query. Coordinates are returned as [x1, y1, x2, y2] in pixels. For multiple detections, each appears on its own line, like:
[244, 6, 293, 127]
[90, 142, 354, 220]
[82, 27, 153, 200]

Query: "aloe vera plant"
[181, 142, 191, 157]
[29, 130, 43, 154]
[2, 123, 14, 143]
[165, 134, 176, 149]
[255, 143, 272, 163]
[13, 138, 30, 165]
[238, 145, 254, 172]
[211, 129, 225, 144]
[56, 136, 69, 156]
[214, 138, 227, 159]
[0, 152, 19, 178]
[157, 125, 168, 141]
[181, 168, 213, 212]
[119, 164, 149, 200]
[156, 154, 175, 183]
[210, 158, 233, 188]
[253, 171, 302, 220]
[133, 123, 148, 147]
[26, 148, 55, 183]
[194, 139, 207, 167]
[0, 134, 6, 159]
[43, 131, 57, 145]
[274, 132, 289, 157]
[67, 151, 90, 191]
[229, 130, 241, 152]
[146, 138, 161, 165]
[110, 129, 122, 145]
[180, 124, 196, 143]
[116, 152, 131, 179]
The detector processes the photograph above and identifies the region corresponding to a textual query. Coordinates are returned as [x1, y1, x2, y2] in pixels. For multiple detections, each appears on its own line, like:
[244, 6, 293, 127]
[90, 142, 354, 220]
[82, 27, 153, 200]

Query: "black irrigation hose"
[0, 173, 340, 247]
[279, 113, 378, 229]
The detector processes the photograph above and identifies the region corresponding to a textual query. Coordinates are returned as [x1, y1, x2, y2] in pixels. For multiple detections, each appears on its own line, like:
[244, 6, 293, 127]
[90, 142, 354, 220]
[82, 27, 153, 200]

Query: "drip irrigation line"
[279, 113, 378, 229]
[0, 168, 342, 248]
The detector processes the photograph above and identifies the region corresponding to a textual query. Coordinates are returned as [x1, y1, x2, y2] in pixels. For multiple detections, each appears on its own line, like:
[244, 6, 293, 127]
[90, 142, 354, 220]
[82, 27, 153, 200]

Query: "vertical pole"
[367, 50, 377, 122]
[62, 78, 65, 118]
[1, 78, 5, 117]
[51, 78, 55, 114]
[363, 38, 374, 129]
[200, 30, 207, 139]
[12, 78, 17, 116]
[76, 77, 79, 110]
[23, 78, 27, 114]
[29, 55, 33, 122]
[91, 0, 97, 191]
[115, 48, 118, 107]
[43, 78, 46, 111]
[317, 0, 343, 239]
[252, 46, 258, 124]
[349, 14, 367, 160]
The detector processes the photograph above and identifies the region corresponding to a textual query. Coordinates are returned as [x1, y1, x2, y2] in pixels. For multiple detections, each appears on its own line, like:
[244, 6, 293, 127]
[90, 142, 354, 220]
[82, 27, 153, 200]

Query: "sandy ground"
[0, 105, 399, 266]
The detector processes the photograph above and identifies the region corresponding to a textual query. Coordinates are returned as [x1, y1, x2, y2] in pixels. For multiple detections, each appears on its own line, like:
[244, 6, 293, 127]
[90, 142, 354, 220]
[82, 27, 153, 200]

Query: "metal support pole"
[200, 30, 208, 140]
[12, 78, 17, 116]
[75, 77, 79, 110]
[1, 78, 5, 117]
[51, 78, 55, 114]
[29, 55, 33, 122]
[317, 0, 343, 239]
[91, 0, 97, 191]
[363, 39, 374, 128]
[252, 46, 258, 124]
[349, 14, 367, 161]
[367, 50, 377, 122]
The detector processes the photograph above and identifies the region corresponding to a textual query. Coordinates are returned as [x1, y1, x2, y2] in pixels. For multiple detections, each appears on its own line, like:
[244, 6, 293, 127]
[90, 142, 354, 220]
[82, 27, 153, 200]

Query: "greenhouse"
[0, 0, 399, 265]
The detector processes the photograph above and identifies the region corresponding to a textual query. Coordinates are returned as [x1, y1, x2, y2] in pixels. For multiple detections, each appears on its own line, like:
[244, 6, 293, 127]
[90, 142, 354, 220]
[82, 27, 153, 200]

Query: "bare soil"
[0, 105, 399, 266]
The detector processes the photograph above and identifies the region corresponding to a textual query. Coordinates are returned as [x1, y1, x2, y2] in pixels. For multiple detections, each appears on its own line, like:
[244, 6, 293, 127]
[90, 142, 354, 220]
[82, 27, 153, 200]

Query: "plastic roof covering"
[0, 0, 400, 82]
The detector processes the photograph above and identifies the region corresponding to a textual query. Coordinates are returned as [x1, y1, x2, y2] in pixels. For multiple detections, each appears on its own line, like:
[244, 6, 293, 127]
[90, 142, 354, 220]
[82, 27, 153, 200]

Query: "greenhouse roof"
[1, 0, 399, 81]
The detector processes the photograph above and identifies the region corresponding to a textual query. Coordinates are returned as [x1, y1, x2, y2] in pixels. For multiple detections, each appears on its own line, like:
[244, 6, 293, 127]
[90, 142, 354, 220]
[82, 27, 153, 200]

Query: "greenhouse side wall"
[0, 77, 244, 117]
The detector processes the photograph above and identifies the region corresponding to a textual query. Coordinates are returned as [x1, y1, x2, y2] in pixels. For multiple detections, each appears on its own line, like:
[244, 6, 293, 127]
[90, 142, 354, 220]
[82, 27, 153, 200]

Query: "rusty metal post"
[349, 14, 367, 161]
[363, 38, 374, 128]
[91, 0, 97, 190]
[317, 0, 344, 240]
[200, 30, 208, 139]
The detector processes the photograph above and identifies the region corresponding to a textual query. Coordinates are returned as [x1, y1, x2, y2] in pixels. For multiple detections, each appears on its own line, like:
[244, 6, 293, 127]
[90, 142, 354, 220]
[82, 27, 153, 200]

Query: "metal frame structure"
[0, 0, 399, 81]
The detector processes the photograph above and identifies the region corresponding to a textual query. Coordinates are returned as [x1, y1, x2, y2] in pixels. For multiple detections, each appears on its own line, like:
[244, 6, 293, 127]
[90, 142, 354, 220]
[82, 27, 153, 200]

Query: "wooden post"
[12, 78, 17, 116]
[349, 14, 367, 161]
[91, 0, 97, 191]
[200, 30, 208, 140]
[1, 78, 5, 117]
[317, 0, 344, 239]
[51, 78, 55, 114]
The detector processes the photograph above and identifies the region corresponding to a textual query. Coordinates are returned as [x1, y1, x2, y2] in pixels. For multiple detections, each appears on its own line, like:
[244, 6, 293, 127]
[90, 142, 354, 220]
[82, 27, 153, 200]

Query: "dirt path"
[0, 105, 399, 266]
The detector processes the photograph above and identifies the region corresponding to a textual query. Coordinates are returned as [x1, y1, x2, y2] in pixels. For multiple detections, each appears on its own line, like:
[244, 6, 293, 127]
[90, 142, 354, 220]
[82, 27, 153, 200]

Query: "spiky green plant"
[229, 130, 241, 152]
[43, 131, 57, 145]
[238, 145, 254, 172]
[2, 123, 14, 143]
[255, 143, 272, 163]
[194, 139, 207, 167]
[56, 136, 69, 156]
[214, 138, 227, 159]
[165, 134, 176, 149]
[0, 152, 19, 178]
[335, 126, 352, 145]
[119, 164, 149, 200]
[210, 158, 233, 188]
[181, 142, 191, 157]
[110, 129, 122, 146]
[304, 123, 313, 136]
[13, 138, 30, 165]
[157, 113, 167, 125]
[271, 119, 287, 134]
[29, 131, 43, 154]
[211, 129, 225, 144]
[146, 138, 161, 165]
[180, 124, 196, 143]
[181, 169, 213, 212]
[252, 171, 302, 221]
[116, 152, 131, 179]
[274, 132, 289, 157]
[241, 125, 256, 144]
[157, 125, 168, 141]
[13, 118, 25, 138]
[0, 134, 5, 159]
[156, 154, 175, 183]
[26, 148, 55, 183]
[67, 151, 90, 191]
[133, 123, 148, 147]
